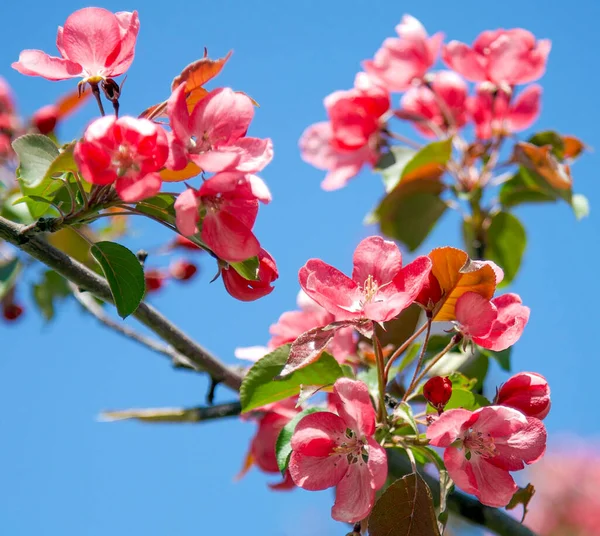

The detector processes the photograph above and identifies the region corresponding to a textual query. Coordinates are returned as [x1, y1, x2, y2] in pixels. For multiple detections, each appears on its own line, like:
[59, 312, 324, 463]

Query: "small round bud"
[423, 376, 452, 413]
[170, 260, 198, 282]
[31, 105, 59, 135]
[496, 372, 550, 420]
[3, 302, 24, 321]
[145, 269, 166, 293]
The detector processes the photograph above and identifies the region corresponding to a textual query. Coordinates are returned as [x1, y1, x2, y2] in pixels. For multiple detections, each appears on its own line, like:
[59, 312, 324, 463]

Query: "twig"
[100, 401, 242, 423]
[70, 284, 197, 370]
[0, 215, 244, 392]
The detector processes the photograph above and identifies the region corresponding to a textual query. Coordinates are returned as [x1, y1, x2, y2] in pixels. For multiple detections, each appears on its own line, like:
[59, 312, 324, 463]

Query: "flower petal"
[12, 50, 82, 81]
[201, 210, 260, 263]
[288, 451, 347, 491]
[332, 378, 376, 437]
[426, 408, 472, 447]
[455, 292, 498, 338]
[291, 411, 346, 456]
[508, 85, 542, 133]
[174, 188, 200, 236]
[332, 460, 376, 523]
[351, 236, 402, 287]
[367, 437, 388, 490]
[115, 172, 162, 202]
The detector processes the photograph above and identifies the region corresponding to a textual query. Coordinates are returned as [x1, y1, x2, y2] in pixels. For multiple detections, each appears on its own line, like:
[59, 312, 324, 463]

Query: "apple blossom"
[496, 372, 551, 420]
[74, 115, 169, 202]
[12, 8, 139, 85]
[443, 29, 551, 87]
[363, 15, 443, 92]
[221, 248, 278, 301]
[427, 406, 547, 507]
[289, 378, 387, 522]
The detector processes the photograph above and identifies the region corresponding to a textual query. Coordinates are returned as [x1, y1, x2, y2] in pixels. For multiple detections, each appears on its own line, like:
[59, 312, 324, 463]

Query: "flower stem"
[372, 333, 388, 425]
[401, 318, 432, 402]
[383, 321, 429, 382]
[90, 82, 105, 117]
[411, 334, 462, 390]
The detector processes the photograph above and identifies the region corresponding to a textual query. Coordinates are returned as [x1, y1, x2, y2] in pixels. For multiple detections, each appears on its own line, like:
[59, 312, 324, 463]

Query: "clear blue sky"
[0, 1, 598, 534]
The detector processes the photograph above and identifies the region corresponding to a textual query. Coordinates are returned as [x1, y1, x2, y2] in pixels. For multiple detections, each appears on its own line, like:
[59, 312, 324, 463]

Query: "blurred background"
[0, 0, 598, 534]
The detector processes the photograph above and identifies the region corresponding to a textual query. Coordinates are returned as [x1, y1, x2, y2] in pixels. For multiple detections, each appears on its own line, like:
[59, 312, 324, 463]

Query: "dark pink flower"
[174, 172, 270, 263]
[363, 15, 443, 92]
[289, 378, 387, 522]
[299, 236, 431, 323]
[400, 71, 468, 137]
[468, 84, 542, 140]
[299, 121, 377, 191]
[496, 372, 551, 420]
[168, 85, 273, 174]
[12, 8, 139, 84]
[423, 376, 453, 413]
[427, 406, 547, 507]
[443, 29, 551, 86]
[454, 292, 530, 351]
[222, 248, 278, 301]
[74, 116, 168, 202]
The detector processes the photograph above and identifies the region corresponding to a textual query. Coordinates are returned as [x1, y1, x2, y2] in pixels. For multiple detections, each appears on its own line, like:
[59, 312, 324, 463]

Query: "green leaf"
[17, 176, 65, 219]
[357, 366, 380, 403]
[275, 407, 326, 473]
[571, 193, 590, 220]
[230, 256, 260, 281]
[135, 193, 177, 225]
[396, 343, 422, 375]
[402, 139, 452, 180]
[486, 211, 526, 285]
[32, 270, 70, 321]
[42, 141, 78, 182]
[240, 345, 344, 413]
[369, 472, 441, 536]
[0, 257, 20, 300]
[12, 134, 59, 188]
[481, 347, 511, 372]
[375, 179, 447, 251]
[459, 352, 490, 391]
[393, 402, 419, 435]
[499, 169, 558, 209]
[375, 147, 417, 192]
[90, 241, 146, 319]
[447, 371, 477, 390]
[506, 483, 535, 522]
[427, 387, 488, 413]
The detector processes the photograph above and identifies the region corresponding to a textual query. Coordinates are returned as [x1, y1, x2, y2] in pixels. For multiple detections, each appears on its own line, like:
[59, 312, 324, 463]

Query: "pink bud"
[496, 372, 550, 420]
[32, 105, 59, 135]
[423, 376, 452, 412]
[145, 270, 166, 293]
[222, 248, 278, 301]
[170, 260, 198, 281]
[3, 302, 23, 321]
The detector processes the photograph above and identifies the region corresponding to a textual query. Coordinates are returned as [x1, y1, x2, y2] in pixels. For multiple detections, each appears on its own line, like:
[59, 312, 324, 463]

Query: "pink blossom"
[168, 84, 273, 174]
[74, 116, 168, 202]
[496, 372, 551, 420]
[174, 172, 270, 263]
[299, 121, 377, 191]
[222, 248, 278, 302]
[324, 72, 389, 151]
[289, 378, 387, 522]
[299, 236, 431, 323]
[363, 15, 444, 92]
[443, 29, 551, 86]
[427, 406, 546, 507]
[454, 292, 530, 351]
[468, 84, 542, 140]
[12, 8, 139, 84]
[400, 71, 468, 137]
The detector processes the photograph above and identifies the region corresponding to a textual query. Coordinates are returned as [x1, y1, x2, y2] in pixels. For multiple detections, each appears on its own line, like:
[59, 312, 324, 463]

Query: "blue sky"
[0, 1, 599, 534]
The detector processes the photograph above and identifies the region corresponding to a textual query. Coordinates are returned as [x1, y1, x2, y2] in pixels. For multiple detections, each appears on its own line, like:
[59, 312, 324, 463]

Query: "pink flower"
[443, 29, 551, 87]
[496, 372, 551, 420]
[299, 236, 431, 323]
[427, 405, 547, 507]
[74, 116, 168, 202]
[289, 378, 387, 522]
[222, 248, 278, 301]
[12, 8, 139, 84]
[168, 84, 273, 174]
[299, 121, 377, 191]
[174, 172, 270, 263]
[454, 292, 530, 351]
[363, 15, 443, 92]
[325, 72, 389, 151]
[468, 84, 542, 140]
[400, 71, 468, 137]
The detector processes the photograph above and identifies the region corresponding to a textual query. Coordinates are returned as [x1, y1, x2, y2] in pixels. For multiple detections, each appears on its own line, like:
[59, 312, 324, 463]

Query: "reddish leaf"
[514, 142, 572, 190]
[562, 135, 586, 159]
[160, 161, 202, 182]
[171, 50, 233, 92]
[56, 87, 91, 119]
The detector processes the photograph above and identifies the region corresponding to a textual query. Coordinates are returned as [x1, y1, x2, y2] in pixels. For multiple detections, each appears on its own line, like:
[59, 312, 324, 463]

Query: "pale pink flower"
[168, 84, 273, 174]
[443, 29, 551, 86]
[496, 372, 551, 420]
[289, 378, 387, 522]
[400, 71, 468, 137]
[12, 8, 139, 84]
[363, 15, 444, 92]
[74, 116, 168, 202]
[174, 172, 270, 263]
[299, 121, 376, 191]
[454, 292, 530, 351]
[468, 84, 542, 139]
[427, 406, 547, 507]
[222, 248, 278, 301]
[299, 236, 431, 323]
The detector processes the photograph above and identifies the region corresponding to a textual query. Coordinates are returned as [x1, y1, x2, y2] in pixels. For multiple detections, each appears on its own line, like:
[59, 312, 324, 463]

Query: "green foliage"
[275, 407, 326, 473]
[240, 345, 344, 413]
[32, 270, 70, 321]
[506, 484, 536, 522]
[369, 472, 441, 536]
[376, 147, 417, 192]
[90, 241, 146, 319]
[427, 387, 489, 413]
[12, 134, 59, 188]
[230, 256, 260, 281]
[0, 257, 20, 300]
[480, 347, 511, 372]
[135, 194, 177, 225]
[486, 211, 526, 285]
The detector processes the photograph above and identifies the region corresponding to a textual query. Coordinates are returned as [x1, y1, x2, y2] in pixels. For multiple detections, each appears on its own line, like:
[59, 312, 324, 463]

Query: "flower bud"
[31, 104, 59, 135]
[3, 302, 23, 321]
[496, 372, 550, 420]
[171, 235, 203, 251]
[145, 269, 166, 293]
[170, 260, 198, 281]
[222, 248, 278, 301]
[423, 376, 452, 413]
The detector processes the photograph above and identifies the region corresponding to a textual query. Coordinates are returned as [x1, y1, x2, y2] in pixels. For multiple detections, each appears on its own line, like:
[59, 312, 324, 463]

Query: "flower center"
[463, 428, 497, 459]
[331, 428, 369, 465]
[112, 145, 139, 177]
[361, 274, 379, 303]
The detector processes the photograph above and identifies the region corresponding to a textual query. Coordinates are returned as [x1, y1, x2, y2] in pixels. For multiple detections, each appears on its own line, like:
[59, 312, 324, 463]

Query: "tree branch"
[387, 450, 538, 536]
[0, 215, 243, 393]
[100, 401, 242, 423]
